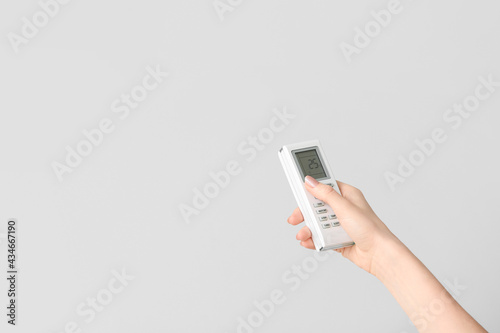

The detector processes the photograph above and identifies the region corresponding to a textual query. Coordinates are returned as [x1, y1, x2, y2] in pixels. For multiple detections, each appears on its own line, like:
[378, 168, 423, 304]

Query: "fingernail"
[305, 175, 319, 188]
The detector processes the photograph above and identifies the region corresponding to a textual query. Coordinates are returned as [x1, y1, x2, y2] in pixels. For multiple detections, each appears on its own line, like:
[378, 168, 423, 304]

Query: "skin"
[287, 176, 486, 332]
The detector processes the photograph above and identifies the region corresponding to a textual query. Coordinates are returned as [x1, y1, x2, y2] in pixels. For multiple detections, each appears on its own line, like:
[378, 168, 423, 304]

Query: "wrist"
[370, 234, 413, 281]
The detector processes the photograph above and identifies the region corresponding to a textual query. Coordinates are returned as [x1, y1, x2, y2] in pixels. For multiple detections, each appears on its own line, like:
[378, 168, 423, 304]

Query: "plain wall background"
[0, 0, 499, 332]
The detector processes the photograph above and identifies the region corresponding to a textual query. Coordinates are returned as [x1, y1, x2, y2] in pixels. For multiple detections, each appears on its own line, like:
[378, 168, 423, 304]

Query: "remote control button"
[322, 223, 331, 229]
[333, 221, 340, 227]
[313, 202, 324, 207]
[316, 208, 328, 214]
[327, 183, 334, 187]
[328, 214, 337, 220]
[318, 216, 328, 222]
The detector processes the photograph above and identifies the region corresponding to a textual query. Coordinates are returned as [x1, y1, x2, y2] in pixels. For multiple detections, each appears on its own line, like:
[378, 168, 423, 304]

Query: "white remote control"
[279, 140, 354, 251]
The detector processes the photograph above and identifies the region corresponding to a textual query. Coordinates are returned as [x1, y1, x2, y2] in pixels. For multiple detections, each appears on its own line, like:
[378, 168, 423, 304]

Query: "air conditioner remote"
[279, 140, 354, 251]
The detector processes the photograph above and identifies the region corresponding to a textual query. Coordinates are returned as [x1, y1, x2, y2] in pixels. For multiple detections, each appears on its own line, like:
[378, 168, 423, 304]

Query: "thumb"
[304, 176, 373, 244]
[304, 176, 353, 217]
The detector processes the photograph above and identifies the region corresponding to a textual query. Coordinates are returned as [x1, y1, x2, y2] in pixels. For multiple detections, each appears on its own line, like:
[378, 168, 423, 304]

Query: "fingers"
[288, 209, 314, 250]
[287, 207, 304, 225]
[304, 176, 370, 241]
[300, 238, 315, 250]
[304, 176, 352, 214]
[296, 226, 312, 241]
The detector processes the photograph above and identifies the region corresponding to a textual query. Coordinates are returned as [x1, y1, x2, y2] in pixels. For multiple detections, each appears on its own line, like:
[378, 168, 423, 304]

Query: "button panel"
[310, 179, 341, 232]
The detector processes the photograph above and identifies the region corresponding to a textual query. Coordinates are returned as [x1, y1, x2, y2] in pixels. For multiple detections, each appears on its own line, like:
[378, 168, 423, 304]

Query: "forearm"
[372, 238, 485, 332]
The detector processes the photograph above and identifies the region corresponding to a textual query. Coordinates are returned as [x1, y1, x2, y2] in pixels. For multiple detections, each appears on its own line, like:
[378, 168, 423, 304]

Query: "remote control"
[278, 140, 354, 251]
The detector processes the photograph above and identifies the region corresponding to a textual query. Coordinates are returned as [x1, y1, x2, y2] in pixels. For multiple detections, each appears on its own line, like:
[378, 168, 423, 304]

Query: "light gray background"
[1, 0, 499, 332]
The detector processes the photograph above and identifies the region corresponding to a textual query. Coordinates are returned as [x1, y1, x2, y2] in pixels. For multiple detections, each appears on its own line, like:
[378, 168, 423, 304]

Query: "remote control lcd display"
[295, 149, 327, 179]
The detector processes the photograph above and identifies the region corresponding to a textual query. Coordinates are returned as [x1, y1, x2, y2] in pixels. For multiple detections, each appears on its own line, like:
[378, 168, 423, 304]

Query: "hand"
[287, 176, 401, 275]
[288, 176, 487, 332]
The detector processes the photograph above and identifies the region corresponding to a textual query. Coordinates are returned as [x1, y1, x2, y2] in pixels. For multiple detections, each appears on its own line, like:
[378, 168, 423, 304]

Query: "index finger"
[287, 207, 304, 225]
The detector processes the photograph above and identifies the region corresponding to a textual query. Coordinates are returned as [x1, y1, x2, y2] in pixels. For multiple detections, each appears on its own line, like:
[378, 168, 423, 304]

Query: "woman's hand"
[287, 176, 486, 332]
[287, 176, 401, 275]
